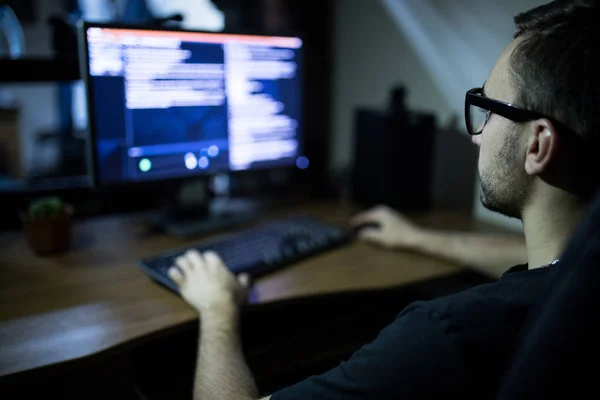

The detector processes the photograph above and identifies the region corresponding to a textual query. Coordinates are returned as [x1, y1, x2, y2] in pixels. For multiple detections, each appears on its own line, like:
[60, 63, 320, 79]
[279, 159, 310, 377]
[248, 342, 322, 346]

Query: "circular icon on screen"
[198, 156, 210, 169]
[184, 153, 198, 170]
[207, 145, 219, 158]
[296, 156, 309, 170]
[139, 158, 152, 172]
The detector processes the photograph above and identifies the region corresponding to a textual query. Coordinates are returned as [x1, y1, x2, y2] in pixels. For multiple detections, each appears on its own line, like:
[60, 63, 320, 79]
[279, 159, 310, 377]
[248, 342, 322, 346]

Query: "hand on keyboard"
[140, 216, 350, 294]
[168, 250, 251, 314]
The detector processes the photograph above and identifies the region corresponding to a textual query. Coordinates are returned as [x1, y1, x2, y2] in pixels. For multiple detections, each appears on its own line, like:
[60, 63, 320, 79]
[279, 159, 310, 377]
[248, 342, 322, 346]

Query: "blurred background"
[0, 0, 546, 230]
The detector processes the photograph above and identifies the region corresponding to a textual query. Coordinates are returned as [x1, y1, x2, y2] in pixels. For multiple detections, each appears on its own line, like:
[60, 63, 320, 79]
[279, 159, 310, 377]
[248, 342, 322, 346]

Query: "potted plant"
[22, 197, 73, 255]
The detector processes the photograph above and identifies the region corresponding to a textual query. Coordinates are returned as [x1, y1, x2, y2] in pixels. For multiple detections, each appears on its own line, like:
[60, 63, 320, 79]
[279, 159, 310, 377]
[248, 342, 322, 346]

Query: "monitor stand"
[151, 180, 263, 240]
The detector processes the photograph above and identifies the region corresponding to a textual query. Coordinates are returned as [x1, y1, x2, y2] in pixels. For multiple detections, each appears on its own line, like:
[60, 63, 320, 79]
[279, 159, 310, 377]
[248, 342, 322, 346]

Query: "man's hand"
[169, 251, 260, 400]
[350, 205, 423, 250]
[168, 250, 250, 315]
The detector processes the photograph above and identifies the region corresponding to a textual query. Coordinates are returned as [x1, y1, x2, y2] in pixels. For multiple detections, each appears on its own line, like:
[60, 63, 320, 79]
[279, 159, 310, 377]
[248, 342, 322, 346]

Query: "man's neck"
[522, 190, 587, 269]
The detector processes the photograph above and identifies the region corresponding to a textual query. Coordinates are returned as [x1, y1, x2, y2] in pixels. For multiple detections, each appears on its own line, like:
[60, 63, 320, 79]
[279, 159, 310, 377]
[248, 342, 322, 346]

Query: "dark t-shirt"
[271, 264, 551, 399]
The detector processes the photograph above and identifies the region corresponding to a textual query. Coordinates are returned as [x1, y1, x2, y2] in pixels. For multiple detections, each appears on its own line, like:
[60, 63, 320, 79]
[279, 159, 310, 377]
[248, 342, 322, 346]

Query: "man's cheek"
[479, 146, 490, 171]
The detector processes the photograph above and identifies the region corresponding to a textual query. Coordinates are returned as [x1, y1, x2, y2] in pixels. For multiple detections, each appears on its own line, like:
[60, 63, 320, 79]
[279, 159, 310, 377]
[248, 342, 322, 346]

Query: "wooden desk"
[0, 202, 501, 382]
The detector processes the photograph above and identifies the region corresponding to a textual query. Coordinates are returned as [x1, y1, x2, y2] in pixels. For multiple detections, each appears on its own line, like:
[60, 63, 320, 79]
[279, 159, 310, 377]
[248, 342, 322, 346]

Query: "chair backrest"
[497, 190, 600, 399]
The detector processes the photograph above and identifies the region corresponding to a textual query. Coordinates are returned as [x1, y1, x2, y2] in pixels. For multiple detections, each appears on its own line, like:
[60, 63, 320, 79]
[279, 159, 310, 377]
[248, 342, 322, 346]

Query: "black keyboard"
[140, 216, 350, 293]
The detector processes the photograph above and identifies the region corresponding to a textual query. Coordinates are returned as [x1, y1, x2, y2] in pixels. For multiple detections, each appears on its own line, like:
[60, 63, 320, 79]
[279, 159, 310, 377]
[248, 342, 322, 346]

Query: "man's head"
[470, 0, 599, 219]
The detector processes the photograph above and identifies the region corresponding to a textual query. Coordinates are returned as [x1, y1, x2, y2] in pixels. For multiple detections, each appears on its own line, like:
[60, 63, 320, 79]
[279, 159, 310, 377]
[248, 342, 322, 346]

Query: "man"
[168, 0, 599, 398]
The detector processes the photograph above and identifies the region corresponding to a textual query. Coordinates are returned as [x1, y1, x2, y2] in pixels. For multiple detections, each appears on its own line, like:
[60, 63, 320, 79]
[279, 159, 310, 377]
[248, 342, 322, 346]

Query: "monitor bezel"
[78, 21, 304, 189]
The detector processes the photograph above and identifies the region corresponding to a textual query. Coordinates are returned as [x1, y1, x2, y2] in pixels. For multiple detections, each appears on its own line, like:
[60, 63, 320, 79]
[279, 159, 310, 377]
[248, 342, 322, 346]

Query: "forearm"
[411, 229, 527, 279]
[195, 306, 259, 400]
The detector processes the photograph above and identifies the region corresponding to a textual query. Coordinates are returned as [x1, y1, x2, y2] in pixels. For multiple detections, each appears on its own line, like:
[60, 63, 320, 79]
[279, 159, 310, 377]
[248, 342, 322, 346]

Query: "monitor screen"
[82, 25, 304, 185]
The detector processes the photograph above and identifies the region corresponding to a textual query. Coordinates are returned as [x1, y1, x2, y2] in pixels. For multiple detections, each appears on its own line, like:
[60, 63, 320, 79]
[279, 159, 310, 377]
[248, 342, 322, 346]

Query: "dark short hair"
[511, 0, 598, 142]
[510, 0, 599, 194]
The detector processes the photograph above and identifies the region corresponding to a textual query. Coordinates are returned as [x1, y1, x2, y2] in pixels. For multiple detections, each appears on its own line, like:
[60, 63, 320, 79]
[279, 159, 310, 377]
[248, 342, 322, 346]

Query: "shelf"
[0, 57, 81, 83]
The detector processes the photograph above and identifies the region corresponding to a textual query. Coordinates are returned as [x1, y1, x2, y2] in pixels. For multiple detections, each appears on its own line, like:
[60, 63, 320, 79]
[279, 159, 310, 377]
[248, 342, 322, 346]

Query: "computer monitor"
[79, 22, 305, 187]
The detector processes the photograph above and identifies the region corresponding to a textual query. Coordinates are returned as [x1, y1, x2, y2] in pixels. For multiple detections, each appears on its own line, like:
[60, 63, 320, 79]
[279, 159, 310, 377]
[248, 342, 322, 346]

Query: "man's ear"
[524, 119, 559, 176]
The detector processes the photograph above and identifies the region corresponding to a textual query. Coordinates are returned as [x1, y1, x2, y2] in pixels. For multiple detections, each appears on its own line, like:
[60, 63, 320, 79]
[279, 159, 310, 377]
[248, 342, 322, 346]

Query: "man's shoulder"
[402, 265, 550, 326]
[414, 265, 548, 313]
[395, 264, 552, 386]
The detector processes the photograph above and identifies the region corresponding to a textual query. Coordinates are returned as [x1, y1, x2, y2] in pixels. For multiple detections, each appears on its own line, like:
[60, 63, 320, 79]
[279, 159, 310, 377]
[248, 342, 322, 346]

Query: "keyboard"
[140, 215, 350, 293]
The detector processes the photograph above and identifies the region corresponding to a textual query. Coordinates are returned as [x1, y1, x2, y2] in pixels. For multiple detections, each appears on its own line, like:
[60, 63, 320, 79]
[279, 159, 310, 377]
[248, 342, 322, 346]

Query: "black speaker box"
[351, 103, 436, 212]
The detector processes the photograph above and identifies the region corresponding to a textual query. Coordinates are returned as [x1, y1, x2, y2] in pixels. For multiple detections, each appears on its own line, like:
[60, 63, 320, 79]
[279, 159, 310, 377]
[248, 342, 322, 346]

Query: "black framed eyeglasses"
[465, 87, 548, 136]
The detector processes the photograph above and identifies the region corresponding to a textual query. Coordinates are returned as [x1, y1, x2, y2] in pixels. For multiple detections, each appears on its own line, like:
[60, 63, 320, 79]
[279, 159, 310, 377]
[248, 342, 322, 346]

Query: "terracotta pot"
[21, 205, 73, 255]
